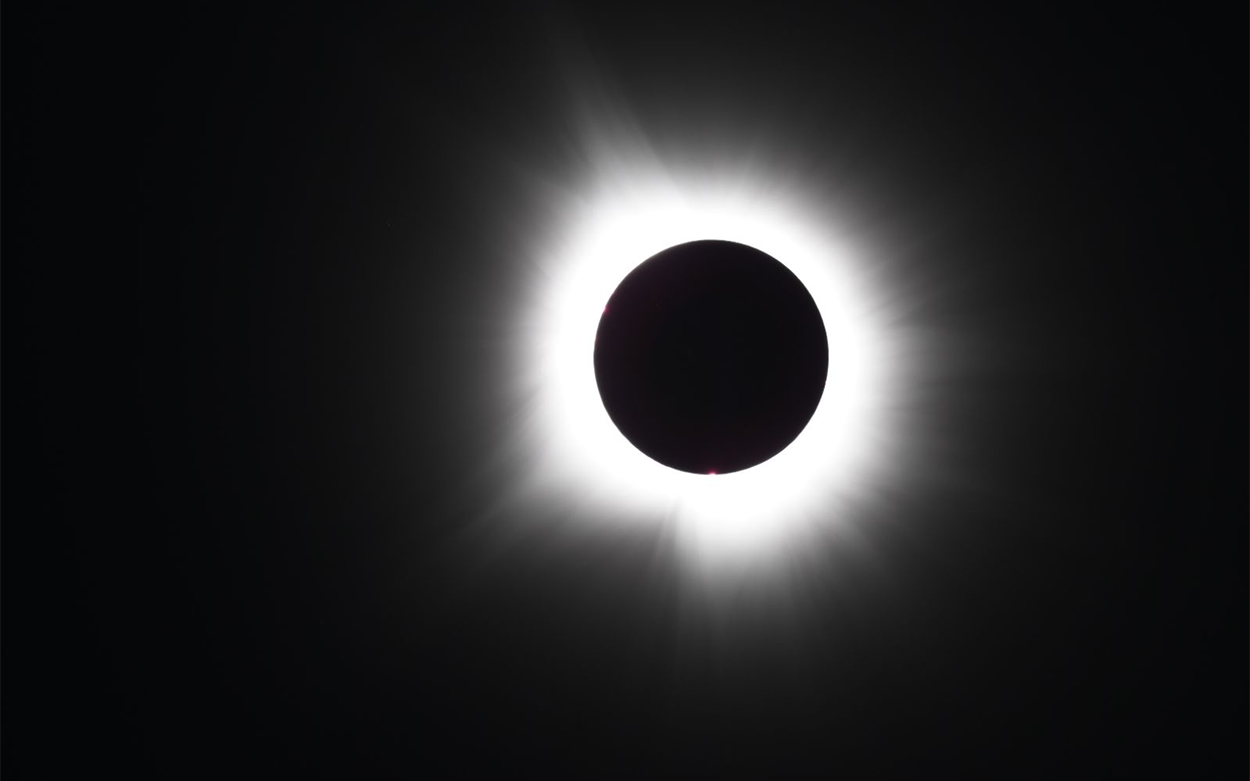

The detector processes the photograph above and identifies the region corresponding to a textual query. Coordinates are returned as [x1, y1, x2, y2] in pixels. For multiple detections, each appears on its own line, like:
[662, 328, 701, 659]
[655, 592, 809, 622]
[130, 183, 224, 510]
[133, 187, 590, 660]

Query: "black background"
[13, 3, 1245, 777]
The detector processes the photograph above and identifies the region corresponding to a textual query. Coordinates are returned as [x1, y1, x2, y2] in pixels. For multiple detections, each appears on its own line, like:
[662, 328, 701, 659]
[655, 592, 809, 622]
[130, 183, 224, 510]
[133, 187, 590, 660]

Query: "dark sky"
[15, 3, 1244, 777]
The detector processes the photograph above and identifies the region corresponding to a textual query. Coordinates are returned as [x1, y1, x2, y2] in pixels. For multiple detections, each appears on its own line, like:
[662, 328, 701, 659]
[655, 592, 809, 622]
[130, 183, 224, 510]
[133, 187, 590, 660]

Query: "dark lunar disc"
[594, 240, 828, 474]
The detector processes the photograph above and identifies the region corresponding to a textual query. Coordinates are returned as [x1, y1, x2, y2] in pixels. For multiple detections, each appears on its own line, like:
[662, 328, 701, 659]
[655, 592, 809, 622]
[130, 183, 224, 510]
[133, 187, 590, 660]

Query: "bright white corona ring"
[493, 99, 900, 584]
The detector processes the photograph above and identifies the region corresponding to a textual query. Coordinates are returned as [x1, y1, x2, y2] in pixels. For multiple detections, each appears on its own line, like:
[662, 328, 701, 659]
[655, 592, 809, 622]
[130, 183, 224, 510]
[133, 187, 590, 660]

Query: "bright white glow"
[479, 71, 913, 587]
[496, 169, 899, 580]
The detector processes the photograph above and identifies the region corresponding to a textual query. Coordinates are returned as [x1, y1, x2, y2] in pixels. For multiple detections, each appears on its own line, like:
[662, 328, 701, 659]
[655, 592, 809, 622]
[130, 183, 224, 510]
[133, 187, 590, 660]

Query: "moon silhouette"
[594, 240, 828, 475]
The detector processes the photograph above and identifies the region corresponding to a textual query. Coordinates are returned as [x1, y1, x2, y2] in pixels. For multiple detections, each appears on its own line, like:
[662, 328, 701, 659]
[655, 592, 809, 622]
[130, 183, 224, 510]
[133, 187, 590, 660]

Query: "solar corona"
[503, 149, 896, 575]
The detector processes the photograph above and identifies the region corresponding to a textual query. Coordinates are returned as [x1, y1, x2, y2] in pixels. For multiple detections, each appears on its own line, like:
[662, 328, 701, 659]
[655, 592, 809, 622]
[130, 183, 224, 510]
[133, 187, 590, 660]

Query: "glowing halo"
[473, 75, 910, 584]
[492, 161, 897, 577]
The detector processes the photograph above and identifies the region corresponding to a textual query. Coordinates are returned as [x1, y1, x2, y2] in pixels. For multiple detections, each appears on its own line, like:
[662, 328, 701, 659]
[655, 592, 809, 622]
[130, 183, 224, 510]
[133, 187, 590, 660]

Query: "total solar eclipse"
[594, 240, 828, 475]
